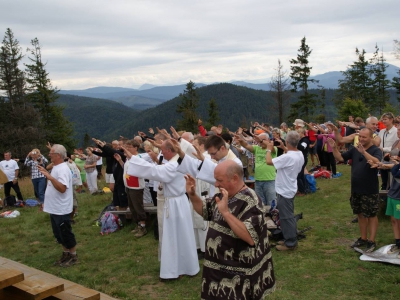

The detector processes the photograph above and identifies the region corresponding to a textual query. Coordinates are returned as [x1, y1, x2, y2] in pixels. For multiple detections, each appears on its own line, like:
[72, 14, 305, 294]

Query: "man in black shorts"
[328, 128, 382, 252]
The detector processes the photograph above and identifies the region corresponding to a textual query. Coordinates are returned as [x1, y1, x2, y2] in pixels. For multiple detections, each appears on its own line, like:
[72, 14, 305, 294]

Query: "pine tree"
[393, 72, 400, 102]
[369, 45, 390, 115]
[335, 48, 372, 108]
[176, 81, 199, 132]
[25, 38, 76, 149]
[269, 59, 290, 124]
[0, 28, 26, 108]
[206, 97, 220, 128]
[393, 40, 400, 102]
[288, 37, 319, 121]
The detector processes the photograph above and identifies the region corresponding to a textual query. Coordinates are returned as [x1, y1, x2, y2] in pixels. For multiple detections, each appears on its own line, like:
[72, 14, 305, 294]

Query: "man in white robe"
[126, 139, 199, 280]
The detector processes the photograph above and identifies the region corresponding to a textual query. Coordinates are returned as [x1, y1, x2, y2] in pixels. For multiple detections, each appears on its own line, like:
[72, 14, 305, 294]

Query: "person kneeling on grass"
[38, 144, 78, 267]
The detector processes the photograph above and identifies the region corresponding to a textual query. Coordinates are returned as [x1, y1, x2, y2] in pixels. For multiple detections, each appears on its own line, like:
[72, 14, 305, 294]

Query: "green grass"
[1, 165, 400, 300]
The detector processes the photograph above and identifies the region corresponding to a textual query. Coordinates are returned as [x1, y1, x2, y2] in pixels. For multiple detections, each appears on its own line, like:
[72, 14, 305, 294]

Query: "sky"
[1, 0, 399, 90]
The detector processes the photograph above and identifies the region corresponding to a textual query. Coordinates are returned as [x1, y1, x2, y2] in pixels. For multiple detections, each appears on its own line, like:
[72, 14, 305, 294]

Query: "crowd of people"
[1, 112, 400, 299]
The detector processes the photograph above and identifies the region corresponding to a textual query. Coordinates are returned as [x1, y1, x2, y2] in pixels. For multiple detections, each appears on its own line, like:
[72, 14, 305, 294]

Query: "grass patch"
[1, 165, 400, 299]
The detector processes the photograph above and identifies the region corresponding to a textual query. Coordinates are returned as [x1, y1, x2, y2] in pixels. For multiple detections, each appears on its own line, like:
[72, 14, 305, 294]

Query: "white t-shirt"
[0, 159, 19, 181]
[272, 150, 304, 199]
[43, 162, 73, 215]
[95, 154, 103, 166]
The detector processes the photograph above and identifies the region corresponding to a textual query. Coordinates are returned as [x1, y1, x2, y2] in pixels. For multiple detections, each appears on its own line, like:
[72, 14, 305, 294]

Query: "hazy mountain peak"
[138, 83, 158, 90]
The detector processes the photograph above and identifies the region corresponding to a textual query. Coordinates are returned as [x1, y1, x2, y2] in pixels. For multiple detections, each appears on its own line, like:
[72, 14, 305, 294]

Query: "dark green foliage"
[57, 94, 139, 144]
[393, 70, 400, 102]
[206, 97, 220, 128]
[0, 28, 25, 108]
[369, 45, 391, 114]
[25, 38, 76, 150]
[289, 37, 319, 121]
[336, 48, 371, 108]
[176, 81, 199, 132]
[338, 98, 369, 121]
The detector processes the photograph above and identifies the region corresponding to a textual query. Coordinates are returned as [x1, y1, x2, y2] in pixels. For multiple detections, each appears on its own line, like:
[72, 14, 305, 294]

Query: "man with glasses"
[38, 144, 78, 267]
[176, 135, 242, 186]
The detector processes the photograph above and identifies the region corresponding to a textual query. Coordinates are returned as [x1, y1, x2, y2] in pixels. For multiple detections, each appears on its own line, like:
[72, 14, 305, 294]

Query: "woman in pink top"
[317, 125, 342, 178]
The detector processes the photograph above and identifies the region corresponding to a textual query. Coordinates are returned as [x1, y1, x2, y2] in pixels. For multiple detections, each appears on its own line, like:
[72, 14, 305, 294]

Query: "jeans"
[32, 177, 46, 204]
[255, 180, 276, 206]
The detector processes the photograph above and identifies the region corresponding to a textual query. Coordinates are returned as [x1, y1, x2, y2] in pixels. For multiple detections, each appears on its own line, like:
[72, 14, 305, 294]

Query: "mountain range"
[59, 64, 400, 111]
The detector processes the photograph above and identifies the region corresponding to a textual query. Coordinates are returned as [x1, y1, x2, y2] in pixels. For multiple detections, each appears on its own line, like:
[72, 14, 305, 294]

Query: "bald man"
[186, 160, 275, 299]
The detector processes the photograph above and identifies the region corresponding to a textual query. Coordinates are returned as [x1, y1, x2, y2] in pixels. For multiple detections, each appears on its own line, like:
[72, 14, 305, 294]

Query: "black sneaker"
[54, 252, 70, 266]
[61, 254, 78, 267]
[351, 237, 367, 248]
[365, 241, 376, 253]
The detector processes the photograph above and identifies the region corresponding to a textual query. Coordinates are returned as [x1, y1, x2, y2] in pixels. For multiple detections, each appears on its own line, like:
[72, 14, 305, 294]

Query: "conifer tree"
[206, 97, 220, 128]
[0, 28, 26, 108]
[369, 45, 390, 115]
[176, 81, 199, 132]
[288, 37, 319, 121]
[335, 48, 372, 108]
[269, 59, 290, 124]
[25, 37, 76, 149]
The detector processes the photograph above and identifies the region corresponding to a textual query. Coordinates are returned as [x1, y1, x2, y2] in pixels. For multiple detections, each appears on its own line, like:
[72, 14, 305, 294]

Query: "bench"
[0, 257, 113, 300]
[108, 202, 157, 216]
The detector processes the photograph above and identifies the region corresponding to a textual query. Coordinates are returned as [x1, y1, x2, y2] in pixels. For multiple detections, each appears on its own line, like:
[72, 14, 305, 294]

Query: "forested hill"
[57, 83, 398, 145]
[103, 83, 337, 139]
[57, 94, 139, 143]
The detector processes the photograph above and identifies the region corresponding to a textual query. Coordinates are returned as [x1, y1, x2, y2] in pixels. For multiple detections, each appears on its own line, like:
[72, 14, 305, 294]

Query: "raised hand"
[184, 174, 197, 196]
[192, 144, 205, 161]
[147, 138, 162, 149]
[169, 139, 184, 158]
[148, 128, 154, 135]
[170, 126, 180, 140]
[198, 119, 202, 126]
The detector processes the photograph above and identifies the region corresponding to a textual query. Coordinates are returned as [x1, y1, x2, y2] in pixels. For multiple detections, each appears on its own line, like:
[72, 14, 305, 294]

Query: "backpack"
[95, 203, 115, 225]
[4, 195, 16, 207]
[100, 212, 120, 235]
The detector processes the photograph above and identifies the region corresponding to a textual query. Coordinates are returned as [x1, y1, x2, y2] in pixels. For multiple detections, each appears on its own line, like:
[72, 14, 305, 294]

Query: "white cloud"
[1, 0, 399, 89]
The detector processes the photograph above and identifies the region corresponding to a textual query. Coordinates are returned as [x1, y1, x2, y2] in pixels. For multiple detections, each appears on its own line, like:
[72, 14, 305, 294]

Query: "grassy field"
[1, 164, 399, 300]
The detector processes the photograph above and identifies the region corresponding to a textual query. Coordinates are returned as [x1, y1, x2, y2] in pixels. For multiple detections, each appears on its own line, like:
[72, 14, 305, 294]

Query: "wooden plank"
[0, 257, 117, 300]
[0, 268, 24, 289]
[3, 274, 64, 300]
[46, 284, 100, 300]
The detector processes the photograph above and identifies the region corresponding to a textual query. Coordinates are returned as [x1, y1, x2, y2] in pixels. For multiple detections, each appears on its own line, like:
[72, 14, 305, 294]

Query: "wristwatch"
[266, 150, 271, 153]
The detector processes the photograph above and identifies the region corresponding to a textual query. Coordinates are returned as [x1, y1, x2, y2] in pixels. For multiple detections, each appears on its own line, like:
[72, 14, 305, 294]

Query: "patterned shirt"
[200, 187, 276, 300]
[24, 155, 48, 179]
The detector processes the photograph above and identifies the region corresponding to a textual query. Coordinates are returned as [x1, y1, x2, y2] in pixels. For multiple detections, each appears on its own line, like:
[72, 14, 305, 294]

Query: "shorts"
[50, 214, 77, 249]
[386, 196, 400, 220]
[106, 173, 115, 184]
[308, 144, 317, 155]
[350, 193, 380, 218]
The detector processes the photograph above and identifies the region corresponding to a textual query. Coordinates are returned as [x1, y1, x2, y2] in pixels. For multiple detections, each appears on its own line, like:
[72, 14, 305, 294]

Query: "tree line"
[0, 28, 75, 158]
